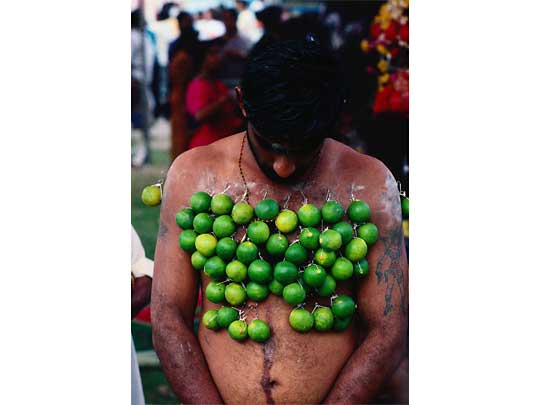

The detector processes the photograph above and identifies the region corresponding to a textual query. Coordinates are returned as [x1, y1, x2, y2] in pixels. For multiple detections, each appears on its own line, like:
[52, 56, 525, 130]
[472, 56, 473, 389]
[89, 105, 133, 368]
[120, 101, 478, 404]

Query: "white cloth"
[194, 18, 226, 41]
[131, 226, 154, 278]
[131, 338, 145, 405]
[237, 9, 262, 44]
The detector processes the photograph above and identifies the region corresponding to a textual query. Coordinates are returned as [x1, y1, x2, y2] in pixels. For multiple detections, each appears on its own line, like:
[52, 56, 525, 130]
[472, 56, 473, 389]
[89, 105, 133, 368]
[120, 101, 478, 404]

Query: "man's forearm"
[324, 329, 404, 404]
[153, 308, 222, 404]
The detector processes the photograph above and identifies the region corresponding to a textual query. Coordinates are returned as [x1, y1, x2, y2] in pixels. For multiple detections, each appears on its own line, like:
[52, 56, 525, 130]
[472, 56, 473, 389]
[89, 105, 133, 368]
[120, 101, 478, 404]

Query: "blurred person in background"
[250, 5, 282, 56]
[217, 8, 251, 86]
[185, 39, 244, 149]
[235, 0, 262, 45]
[194, 9, 226, 41]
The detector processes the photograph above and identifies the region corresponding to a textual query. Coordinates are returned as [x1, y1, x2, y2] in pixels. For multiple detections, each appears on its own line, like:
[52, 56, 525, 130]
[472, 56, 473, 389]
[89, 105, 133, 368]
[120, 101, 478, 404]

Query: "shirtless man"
[152, 39, 408, 404]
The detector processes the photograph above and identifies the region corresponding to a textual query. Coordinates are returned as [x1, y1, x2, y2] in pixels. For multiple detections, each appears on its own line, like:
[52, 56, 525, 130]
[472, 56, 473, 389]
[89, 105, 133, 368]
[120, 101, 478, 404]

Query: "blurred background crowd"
[131, 0, 408, 402]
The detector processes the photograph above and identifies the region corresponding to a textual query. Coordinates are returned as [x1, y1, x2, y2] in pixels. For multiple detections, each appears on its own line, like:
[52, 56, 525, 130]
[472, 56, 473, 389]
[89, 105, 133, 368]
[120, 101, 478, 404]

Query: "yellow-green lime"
[313, 307, 334, 331]
[331, 257, 354, 281]
[179, 230, 197, 253]
[216, 306, 238, 328]
[191, 251, 207, 270]
[175, 208, 195, 229]
[211, 193, 233, 215]
[284, 242, 309, 266]
[247, 319, 271, 342]
[268, 279, 284, 296]
[358, 223, 378, 246]
[212, 215, 236, 238]
[236, 241, 259, 264]
[275, 209, 298, 233]
[231, 201, 254, 224]
[255, 198, 279, 220]
[202, 309, 220, 330]
[297, 203, 321, 227]
[266, 233, 289, 257]
[204, 256, 226, 279]
[246, 281, 269, 301]
[228, 319, 248, 341]
[195, 234, 217, 257]
[344, 238, 368, 261]
[289, 308, 314, 333]
[354, 258, 369, 278]
[319, 229, 343, 251]
[225, 283, 247, 306]
[332, 221, 354, 245]
[299, 227, 320, 250]
[316, 274, 336, 297]
[273, 261, 298, 285]
[331, 295, 356, 318]
[225, 260, 247, 282]
[141, 185, 161, 206]
[193, 213, 214, 234]
[314, 248, 337, 268]
[347, 200, 370, 223]
[303, 264, 327, 288]
[190, 191, 212, 213]
[216, 237, 237, 261]
[205, 280, 226, 303]
[247, 221, 270, 244]
[401, 197, 409, 218]
[333, 315, 352, 331]
[247, 259, 273, 284]
[283, 283, 306, 306]
[321, 200, 345, 223]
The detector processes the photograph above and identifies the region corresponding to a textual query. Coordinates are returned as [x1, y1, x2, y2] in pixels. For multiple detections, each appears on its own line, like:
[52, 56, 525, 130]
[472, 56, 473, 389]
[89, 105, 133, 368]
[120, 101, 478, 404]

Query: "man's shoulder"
[327, 138, 391, 178]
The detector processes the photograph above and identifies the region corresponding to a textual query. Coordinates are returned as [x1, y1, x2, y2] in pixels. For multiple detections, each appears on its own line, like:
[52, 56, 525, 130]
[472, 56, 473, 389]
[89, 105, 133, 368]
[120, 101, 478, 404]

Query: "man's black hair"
[241, 38, 345, 146]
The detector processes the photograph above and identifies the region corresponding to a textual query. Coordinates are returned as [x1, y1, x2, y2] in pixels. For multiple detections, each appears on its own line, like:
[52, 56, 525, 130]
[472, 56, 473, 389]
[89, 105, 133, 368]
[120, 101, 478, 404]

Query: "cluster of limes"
[176, 191, 379, 342]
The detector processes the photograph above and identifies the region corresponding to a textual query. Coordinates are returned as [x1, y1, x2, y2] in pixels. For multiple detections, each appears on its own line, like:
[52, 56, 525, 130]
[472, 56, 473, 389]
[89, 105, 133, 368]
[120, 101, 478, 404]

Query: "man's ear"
[235, 86, 247, 118]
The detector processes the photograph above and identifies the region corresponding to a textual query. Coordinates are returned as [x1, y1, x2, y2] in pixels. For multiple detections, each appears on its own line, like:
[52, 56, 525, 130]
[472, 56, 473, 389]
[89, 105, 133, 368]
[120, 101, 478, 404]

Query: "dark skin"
[132, 275, 152, 319]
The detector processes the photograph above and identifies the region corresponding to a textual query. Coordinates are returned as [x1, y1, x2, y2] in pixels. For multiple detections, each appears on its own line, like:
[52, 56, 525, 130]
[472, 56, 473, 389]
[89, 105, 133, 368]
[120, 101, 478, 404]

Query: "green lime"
[246, 281, 270, 301]
[179, 229, 197, 253]
[247, 319, 271, 342]
[216, 306, 238, 328]
[228, 319, 248, 341]
[247, 221, 270, 244]
[273, 261, 298, 285]
[354, 258, 369, 278]
[297, 203, 321, 227]
[268, 279, 284, 296]
[202, 309, 220, 330]
[347, 200, 370, 223]
[313, 307, 334, 331]
[266, 233, 289, 257]
[358, 223, 379, 246]
[216, 237, 237, 261]
[255, 198, 279, 220]
[212, 215, 236, 238]
[332, 222, 354, 245]
[190, 191, 212, 213]
[321, 200, 345, 224]
[225, 260, 247, 282]
[141, 185, 161, 206]
[401, 197, 409, 219]
[205, 280, 226, 303]
[299, 227, 320, 250]
[248, 259, 273, 284]
[204, 256, 226, 279]
[289, 308, 314, 333]
[193, 213, 214, 234]
[319, 229, 343, 251]
[191, 251, 207, 270]
[331, 295, 356, 318]
[195, 234, 217, 257]
[316, 274, 336, 297]
[211, 193, 233, 215]
[331, 257, 354, 281]
[297, 276, 313, 293]
[284, 243, 309, 266]
[275, 209, 298, 233]
[283, 283, 306, 306]
[344, 238, 368, 261]
[303, 264, 327, 288]
[175, 208, 195, 229]
[231, 201, 254, 224]
[225, 283, 247, 306]
[314, 248, 337, 268]
[236, 241, 259, 265]
[333, 315, 352, 331]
